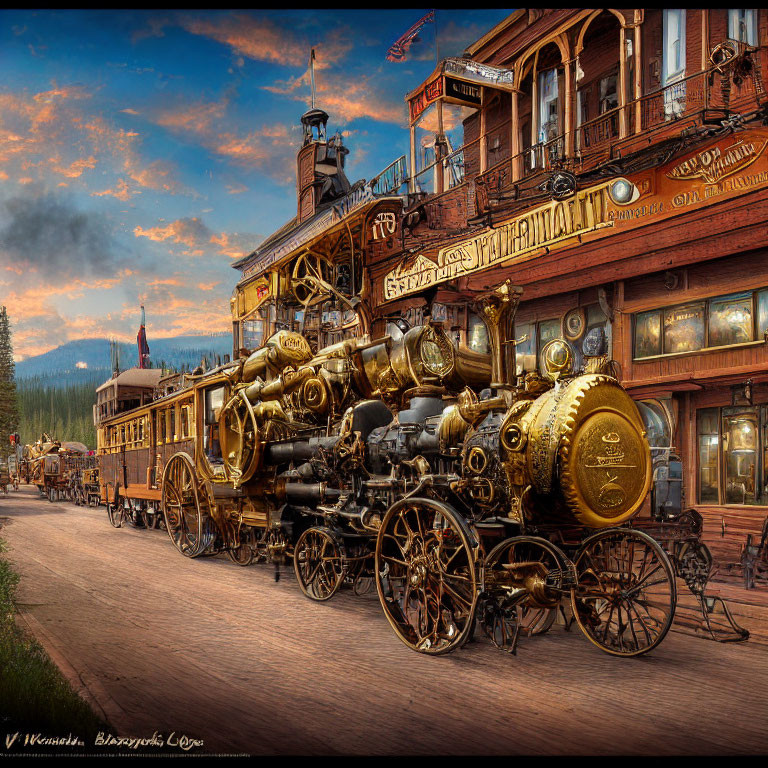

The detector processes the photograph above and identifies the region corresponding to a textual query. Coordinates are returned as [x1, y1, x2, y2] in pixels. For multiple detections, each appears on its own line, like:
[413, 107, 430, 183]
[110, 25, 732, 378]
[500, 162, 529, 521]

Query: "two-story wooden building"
[367, 8, 768, 576]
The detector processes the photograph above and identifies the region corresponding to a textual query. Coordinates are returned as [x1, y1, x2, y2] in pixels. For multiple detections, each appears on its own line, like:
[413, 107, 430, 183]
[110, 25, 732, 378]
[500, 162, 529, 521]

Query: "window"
[697, 406, 768, 505]
[663, 9, 686, 120]
[242, 318, 265, 351]
[204, 387, 225, 464]
[634, 286, 768, 359]
[599, 72, 619, 114]
[467, 313, 490, 354]
[758, 289, 768, 337]
[697, 409, 719, 503]
[537, 68, 560, 144]
[663, 302, 705, 354]
[515, 323, 537, 375]
[663, 9, 686, 83]
[708, 292, 754, 347]
[729, 9, 758, 46]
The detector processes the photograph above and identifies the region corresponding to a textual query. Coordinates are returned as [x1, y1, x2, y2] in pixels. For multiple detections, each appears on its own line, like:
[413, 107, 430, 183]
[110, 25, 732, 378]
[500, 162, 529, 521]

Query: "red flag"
[386, 10, 435, 62]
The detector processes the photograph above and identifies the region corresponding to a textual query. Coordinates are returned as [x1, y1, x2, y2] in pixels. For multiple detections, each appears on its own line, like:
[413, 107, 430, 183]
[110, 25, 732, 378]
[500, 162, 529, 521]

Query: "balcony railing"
[369, 154, 409, 196]
[404, 50, 765, 210]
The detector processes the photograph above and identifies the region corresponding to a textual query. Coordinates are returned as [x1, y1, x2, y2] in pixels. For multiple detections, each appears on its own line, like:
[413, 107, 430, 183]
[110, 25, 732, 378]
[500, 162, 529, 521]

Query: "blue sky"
[0, 9, 513, 359]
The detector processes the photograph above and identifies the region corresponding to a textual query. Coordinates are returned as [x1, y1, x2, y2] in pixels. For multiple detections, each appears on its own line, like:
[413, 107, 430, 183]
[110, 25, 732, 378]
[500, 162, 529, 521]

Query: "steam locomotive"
[97, 280, 712, 658]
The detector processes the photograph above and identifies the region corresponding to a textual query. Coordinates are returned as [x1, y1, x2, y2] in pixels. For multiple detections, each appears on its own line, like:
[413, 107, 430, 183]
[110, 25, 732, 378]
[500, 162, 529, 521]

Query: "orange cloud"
[180, 14, 351, 68]
[91, 178, 133, 201]
[50, 155, 97, 178]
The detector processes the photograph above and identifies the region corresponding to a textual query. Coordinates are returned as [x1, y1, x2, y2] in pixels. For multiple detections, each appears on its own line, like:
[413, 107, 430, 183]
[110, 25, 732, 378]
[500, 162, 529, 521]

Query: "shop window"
[729, 9, 758, 46]
[723, 407, 760, 505]
[515, 323, 537, 375]
[697, 406, 768, 505]
[708, 292, 754, 347]
[663, 303, 704, 354]
[634, 310, 662, 358]
[758, 289, 768, 337]
[697, 408, 719, 503]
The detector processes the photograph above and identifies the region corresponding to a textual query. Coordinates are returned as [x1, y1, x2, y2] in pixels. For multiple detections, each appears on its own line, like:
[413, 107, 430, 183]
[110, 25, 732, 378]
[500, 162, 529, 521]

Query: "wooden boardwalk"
[2, 485, 767, 755]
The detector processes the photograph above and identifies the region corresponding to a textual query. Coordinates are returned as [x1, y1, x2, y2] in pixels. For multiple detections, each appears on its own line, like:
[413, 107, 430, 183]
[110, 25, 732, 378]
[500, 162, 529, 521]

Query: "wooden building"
[367, 8, 768, 577]
[230, 108, 407, 353]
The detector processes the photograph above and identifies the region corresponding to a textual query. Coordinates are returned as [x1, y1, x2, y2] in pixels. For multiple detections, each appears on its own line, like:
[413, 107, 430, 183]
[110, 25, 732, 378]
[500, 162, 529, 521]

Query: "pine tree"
[0, 307, 20, 458]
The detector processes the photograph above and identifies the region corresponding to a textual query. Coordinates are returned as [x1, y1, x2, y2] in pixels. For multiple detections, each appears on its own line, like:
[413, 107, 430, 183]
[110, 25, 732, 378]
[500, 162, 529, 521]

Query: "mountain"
[16, 334, 233, 386]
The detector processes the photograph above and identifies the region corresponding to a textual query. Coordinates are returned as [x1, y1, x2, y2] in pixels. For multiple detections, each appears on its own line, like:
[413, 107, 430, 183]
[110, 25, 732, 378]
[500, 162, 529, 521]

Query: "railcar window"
[170, 407, 177, 442]
[204, 386, 225, 464]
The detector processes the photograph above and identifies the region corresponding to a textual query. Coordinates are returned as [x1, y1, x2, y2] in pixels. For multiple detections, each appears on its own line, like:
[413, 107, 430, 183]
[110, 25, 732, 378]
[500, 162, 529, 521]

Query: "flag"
[386, 10, 435, 62]
[137, 305, 150, 369]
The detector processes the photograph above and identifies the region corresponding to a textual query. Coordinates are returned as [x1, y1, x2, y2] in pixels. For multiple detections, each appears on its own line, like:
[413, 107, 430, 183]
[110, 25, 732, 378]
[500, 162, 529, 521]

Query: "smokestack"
[475, 281, 523, 391]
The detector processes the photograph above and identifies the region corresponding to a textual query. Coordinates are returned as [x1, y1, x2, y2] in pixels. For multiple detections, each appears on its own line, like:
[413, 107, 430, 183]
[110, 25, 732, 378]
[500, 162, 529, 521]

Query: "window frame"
[729, 9, 758, 46]
[662, 9, 687, 85]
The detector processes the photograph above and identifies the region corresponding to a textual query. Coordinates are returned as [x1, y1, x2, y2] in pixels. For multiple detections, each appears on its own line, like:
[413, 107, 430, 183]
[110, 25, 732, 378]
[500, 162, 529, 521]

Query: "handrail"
[369, 154, 408, 196]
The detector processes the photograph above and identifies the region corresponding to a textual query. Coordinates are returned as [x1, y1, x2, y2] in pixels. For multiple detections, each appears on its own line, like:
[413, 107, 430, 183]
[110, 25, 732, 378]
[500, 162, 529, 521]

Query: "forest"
[17, 378, 100, 449]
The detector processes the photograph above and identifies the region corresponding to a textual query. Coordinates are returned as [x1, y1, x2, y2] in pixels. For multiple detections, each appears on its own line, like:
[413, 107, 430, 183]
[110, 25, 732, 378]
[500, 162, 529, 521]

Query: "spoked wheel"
[293, 527, 345, 601]
[228, 527, 257, 567]
[107, 502, 122, 528]
[219, 391, 261, 490]
[482, 536, 567, 651]
[375, 498, 478, 655]
[572, 528, 676, 657]
[161, 453, 215, 558]
[141, 509, 160, 530]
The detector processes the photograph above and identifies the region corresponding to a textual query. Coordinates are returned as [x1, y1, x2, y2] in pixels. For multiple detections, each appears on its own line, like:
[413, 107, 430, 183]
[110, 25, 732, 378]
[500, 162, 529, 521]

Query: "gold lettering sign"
[384, 184, 613, 300]
[666, 138, 767, 184]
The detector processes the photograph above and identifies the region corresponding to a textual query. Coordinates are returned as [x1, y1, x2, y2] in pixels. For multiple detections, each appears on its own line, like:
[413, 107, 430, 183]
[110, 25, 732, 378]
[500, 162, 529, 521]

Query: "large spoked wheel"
[571, 528, 676, 657]
[161, 453, 215, 558]
[482, 537, 566, 650]
[375, 498, 478, 655]
[219, 391, 261, 489]
[294, 527, 345, 601]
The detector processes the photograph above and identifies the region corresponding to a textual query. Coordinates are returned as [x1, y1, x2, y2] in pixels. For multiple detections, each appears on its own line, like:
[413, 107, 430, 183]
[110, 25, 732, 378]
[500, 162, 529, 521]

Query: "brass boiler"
[500, 374, 652, 528]
[460, 280, 651, 529]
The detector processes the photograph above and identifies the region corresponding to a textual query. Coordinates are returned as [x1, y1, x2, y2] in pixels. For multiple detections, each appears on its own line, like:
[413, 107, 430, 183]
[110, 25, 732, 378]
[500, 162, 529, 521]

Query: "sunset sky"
[0, 8, 513, 360]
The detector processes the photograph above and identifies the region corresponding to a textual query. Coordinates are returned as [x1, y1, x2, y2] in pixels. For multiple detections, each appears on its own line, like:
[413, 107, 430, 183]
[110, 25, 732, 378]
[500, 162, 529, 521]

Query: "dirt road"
[2, 484, 767, 755]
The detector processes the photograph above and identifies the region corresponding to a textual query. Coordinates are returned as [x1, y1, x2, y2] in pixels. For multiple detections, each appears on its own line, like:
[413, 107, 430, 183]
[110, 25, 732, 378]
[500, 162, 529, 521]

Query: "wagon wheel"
[227, 527, 256, 566]
[161, 453, 215, 558]
[482, 536, 566, 650]
[107, 502, 122, 528]
[141, 508, 159, 530]
[294, 527, 345, 601]
[291, 252, 331, 308]
[375, 498, 478, 655]
[571, 528, 676, 657]
[219, 390, 261, 489]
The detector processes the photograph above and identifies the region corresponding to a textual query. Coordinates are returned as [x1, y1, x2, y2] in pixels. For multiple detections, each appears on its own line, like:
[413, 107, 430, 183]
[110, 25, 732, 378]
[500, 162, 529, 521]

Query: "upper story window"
[729, 9, 758, 46]
[663, 9, 686, 84]
[537, 68, 560, 143]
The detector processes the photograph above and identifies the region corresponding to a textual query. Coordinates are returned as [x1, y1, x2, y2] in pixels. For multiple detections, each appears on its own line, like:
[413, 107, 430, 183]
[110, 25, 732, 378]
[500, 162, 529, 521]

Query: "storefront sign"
[409, 77, 444, 123]
[384, 183, 613, 300]
[666, 137, 767, 184]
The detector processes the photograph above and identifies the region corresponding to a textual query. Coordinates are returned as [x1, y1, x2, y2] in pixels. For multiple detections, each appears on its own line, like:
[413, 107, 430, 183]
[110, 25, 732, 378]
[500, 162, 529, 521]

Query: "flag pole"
[310, 48, 316, 110]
